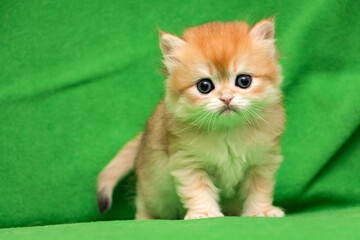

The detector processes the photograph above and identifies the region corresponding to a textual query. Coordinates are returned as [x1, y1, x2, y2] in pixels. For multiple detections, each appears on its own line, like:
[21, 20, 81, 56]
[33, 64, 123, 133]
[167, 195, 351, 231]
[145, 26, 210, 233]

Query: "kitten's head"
[160, 19, 282, 130]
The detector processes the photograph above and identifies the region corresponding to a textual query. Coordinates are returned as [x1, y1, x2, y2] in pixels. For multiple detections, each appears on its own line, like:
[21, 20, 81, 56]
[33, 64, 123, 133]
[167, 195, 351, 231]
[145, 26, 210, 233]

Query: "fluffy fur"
[97, 18, 286, 220]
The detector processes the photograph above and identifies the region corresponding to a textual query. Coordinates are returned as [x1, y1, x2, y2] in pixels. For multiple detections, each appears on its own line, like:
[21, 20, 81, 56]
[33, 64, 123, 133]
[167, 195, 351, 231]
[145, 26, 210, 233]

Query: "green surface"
[1, 207, 360, 240]
[0, 0, 359, 238]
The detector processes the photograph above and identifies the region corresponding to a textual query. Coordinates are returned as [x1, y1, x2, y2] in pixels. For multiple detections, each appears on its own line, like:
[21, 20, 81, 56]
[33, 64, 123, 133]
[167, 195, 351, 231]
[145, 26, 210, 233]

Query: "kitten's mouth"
[219, 106, 237, 115]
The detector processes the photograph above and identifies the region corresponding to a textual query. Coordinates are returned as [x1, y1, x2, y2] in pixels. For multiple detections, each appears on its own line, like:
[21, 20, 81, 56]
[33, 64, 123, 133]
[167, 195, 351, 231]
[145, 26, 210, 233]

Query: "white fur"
[160, 33, 186, 74]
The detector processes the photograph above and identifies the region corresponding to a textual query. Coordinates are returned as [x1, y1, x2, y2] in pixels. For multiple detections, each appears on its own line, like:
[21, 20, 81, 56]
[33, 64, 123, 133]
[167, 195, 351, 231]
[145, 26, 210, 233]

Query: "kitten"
[97, 18, 285, 220]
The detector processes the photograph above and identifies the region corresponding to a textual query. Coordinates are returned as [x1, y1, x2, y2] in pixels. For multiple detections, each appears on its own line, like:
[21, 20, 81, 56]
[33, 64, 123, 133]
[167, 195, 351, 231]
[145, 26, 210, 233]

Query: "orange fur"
[97, 19, 286, 220]
[164, 20, 281, 111]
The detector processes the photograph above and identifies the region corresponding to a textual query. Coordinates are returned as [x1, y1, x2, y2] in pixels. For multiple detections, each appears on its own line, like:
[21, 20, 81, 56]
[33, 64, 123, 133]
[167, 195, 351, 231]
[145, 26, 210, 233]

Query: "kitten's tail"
[97, 132, 143, 214]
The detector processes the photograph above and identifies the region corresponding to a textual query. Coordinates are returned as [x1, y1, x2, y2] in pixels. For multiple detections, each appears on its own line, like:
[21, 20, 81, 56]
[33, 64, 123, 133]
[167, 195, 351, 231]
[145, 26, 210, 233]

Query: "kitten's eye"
[196, 79, 214, 94]
[235, 74, 252, 89]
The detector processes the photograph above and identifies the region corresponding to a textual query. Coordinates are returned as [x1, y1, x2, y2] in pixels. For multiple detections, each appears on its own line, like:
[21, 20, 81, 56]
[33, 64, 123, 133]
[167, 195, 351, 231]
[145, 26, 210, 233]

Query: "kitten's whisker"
[244, 109, 256, 127]
[248, 107, 277, 133]
[208, 113, 216, 134]
[181, 109, 208, 131]
[212, 113, 219, 132]
[196, 111, 211, 135]
[241, 111, 251, 126]
[206, 113, 212, 134]
[186, 112, 205, 127]
[204, 112, 213, 135]
[248, 108, 265, 123]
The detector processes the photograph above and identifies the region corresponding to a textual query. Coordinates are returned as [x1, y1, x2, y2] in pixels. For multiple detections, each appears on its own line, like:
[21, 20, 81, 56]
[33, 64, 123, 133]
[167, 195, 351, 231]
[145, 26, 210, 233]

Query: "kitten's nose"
[220, 92, 234, 105]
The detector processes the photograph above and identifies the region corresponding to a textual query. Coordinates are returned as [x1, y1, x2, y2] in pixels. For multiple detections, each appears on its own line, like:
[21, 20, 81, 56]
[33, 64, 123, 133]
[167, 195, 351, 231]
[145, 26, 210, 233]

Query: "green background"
[0, 0, 359, 239]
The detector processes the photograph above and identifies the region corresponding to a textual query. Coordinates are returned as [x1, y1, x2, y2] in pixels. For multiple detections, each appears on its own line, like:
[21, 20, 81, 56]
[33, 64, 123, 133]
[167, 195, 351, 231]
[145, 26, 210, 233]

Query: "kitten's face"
[161, 20, 282, 130]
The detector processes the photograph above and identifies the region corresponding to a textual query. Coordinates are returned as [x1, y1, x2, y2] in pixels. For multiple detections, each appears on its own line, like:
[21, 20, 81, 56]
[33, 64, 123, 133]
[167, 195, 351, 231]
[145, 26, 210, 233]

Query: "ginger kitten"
[97, 18, 285, 219]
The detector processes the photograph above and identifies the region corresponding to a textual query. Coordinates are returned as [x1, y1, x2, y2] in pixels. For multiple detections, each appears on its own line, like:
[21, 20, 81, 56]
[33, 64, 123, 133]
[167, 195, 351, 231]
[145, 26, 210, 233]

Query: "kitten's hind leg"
[135, 210, 154, 220]
[135, 196, 156, 220]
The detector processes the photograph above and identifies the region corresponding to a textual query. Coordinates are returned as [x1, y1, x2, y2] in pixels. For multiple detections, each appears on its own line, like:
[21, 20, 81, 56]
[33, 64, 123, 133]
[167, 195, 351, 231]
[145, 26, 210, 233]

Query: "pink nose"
[220, 93, 234, 105]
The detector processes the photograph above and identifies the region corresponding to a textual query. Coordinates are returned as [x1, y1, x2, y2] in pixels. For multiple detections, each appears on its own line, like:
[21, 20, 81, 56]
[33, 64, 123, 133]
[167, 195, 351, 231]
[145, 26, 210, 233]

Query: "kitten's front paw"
[184, 210, 224, 220]
[242, 206, 285, 217]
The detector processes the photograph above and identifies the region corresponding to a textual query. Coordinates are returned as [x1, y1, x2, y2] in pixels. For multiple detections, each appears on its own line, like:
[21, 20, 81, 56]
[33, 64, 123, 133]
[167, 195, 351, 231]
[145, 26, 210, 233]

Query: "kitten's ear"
[159, 30, 186, 73]
[250, 18, 275, 41]
[250, 18, 276, 58]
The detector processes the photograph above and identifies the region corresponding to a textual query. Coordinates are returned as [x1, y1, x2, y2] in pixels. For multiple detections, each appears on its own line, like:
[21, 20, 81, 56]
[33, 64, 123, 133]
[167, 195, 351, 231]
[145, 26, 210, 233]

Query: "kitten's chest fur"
[174, 125, 275, 197]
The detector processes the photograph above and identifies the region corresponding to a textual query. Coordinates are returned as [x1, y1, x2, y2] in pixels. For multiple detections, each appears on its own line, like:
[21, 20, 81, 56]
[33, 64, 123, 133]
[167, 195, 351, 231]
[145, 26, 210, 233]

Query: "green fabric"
[0, 0, 359, 238]
[1, 207, 360, 240]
